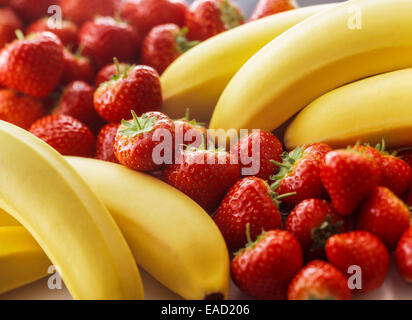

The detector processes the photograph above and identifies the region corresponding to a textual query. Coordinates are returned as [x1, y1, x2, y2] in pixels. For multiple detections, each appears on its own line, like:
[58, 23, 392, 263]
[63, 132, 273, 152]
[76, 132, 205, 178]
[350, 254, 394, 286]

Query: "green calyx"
[175, 27, 199, 54]
[185, 134, 225, 154]
[270, 146, 304, 190]
[268, 188, 296, 208]
[180, 108, 205, 128]
[15, 29, 25, 41]
[234, 223, 266, 257]
[119, 110, 157, 138]
[110, 57, 133, 82]
[310, 215, 344, 252]
[219, 0, 244, 29]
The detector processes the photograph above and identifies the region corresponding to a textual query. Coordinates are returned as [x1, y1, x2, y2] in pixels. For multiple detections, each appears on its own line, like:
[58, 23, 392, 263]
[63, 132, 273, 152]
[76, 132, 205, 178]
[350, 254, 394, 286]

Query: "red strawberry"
[286, 199, 347, 260]
[120, 0, 188, 38]
[114, 111, 175, 172]
[213, 176, 288, 251]
[61, 48, 94, 85]
[186, 0, 245, 41]
[287, 260, 351, 300]
[60, 0, 116, 26]
[174, 109, 207, 150]
[380, 154, 412, 197]
[231, 229, 303, 300]
[79, 16, 140, 69]
[94, 62, 162, 123]
[141, 24, 199, 74]
[302, 143, 333, 160]
[164, 145, 240, 213]
[395, 226, 412, 283]
[249, 0, 297, 22]
[398, 149, 412, 169]
[96, 123, 120, 164]
[0, 31, 64, 99]
[321, 149, 380, 216]
[231, 130, 283, 181]
[30, 114, 95, 157]
[0, 89, 45, 130]
[9, 0, 56, 23]
[95, 62, 131, 87]
[27, 18, 78, 48]
[270, 146, 327, 208]
[355, 186, 410, 249]
[54, 81, 102, 131]
[0, 8, 22, 49]
[326, 231, 390, 293]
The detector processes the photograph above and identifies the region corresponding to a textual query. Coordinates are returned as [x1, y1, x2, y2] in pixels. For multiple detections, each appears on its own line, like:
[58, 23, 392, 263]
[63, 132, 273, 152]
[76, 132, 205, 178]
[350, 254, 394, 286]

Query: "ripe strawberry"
[95, 123, 120, 164]
[186, 0, 244, 41]
[270, 146, 327, 208]
[302, 143, 333, 160]
[61, 48, 94, 85]
[286, 199, 347, 260]
[9, 0, 55, 23]
[0, 8, 22, 49]
[380, 154, 412, 197]
[395, 227, 412, 283]
[249, 0, 297, 22]
[0, 31, 64, 99]
[213, 176, 289, 251]
[231, 130, 283, 181]
[30, 114, 95, 157]
[287, 260, 351, 300]
[397, 149, 412, 169]
[60, 0, 116, 26]
[114, 111, 175, 172]
[95, 62, 131, 87]
[79, 16, 140, 69]
[141, 24, 199, 75]
[326, 231, 390, 293]
[120, 0, 188, 38]
[94, 62, 162, 123]
[174, 109, 207, 150]
[164, 145, 240, 213]
[355, 186, 410, 249]
[27, 18, 78, 48]
[232, 229, 303, 300]
[320, 149, 380, 216]
[0, 89, 45, 130]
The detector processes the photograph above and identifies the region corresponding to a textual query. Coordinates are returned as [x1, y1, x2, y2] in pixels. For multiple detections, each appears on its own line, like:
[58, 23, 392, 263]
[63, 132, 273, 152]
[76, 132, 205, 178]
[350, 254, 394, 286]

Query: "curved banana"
[65, 157, 230, 300]
[285, 68, 412, 150]
[210, 0, 412, 135]
[0, 121, 143, 300]
[0, 226, 50, 295]
[161, 3, 335, 122]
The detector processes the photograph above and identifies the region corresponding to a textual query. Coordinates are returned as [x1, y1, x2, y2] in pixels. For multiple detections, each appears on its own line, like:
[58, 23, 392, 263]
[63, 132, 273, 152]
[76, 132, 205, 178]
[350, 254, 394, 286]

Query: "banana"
[161, 3, 335, 122]
[0, 121, 143, 300]
[285, 68, 412, 150]
[0, 226, 50, 295]
[210, 0, 412, 136]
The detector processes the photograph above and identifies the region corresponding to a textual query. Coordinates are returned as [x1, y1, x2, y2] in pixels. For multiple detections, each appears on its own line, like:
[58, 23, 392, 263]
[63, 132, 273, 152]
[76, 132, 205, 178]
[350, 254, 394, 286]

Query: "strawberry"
[249, 0, 297, 22]
[397, 149, 412, 169]
[355, 186, 410, 249]
[30, 114, 95, 157]
[231, 130, 283, 181]
[54, 81, 102, 131]
[0, 31, 64, 99]
[174, 109, 207, 150]
[0, 7, 22, 49]
[94, 61, 162, 123]
[287, 260, 351, 300]
[186, 0, 244, 41]
[60, 0, 116, 26]
[95, 123, 120, 164]
[141, 24, 199, 74]
[95, 62, 131, 87]
[326, 231, 390, 293]
[163, 144, 240, 213]
[286, 199, 347, 260]
[61, 48, 94, 85]
[320, 149, 380, 216]
[270, 146, 327, 208]
[0, 89, 45, 130]
[231, 229, 303, 300]
[120, 0, 188, 38]
[395, 227, 412, 283]
[301, 142, 333, 160]
[213, 176, 289, 251]
[114, 111, 175, 172]
[79, 16, 140, 69]
[27, 17, 78, 48]
[9, 0, 56, 23]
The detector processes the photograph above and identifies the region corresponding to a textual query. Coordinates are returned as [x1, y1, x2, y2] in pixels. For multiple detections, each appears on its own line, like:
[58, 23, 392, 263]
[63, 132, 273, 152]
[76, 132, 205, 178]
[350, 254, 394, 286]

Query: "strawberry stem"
[119, 111, 157, 137]
[245, 223, 252, 245]
[15, 29, 24, 40]
[175, 27, 199, 53]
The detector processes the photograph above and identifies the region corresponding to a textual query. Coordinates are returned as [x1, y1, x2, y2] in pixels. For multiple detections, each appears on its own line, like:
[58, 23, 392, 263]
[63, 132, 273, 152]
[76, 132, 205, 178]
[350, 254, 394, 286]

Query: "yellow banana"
[161, 3, 335, 122]
[210, 0, 412, 135]
[0, 226, 50, 295]
[285, 68, 412, 149]
[0, 121, 143, 300]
